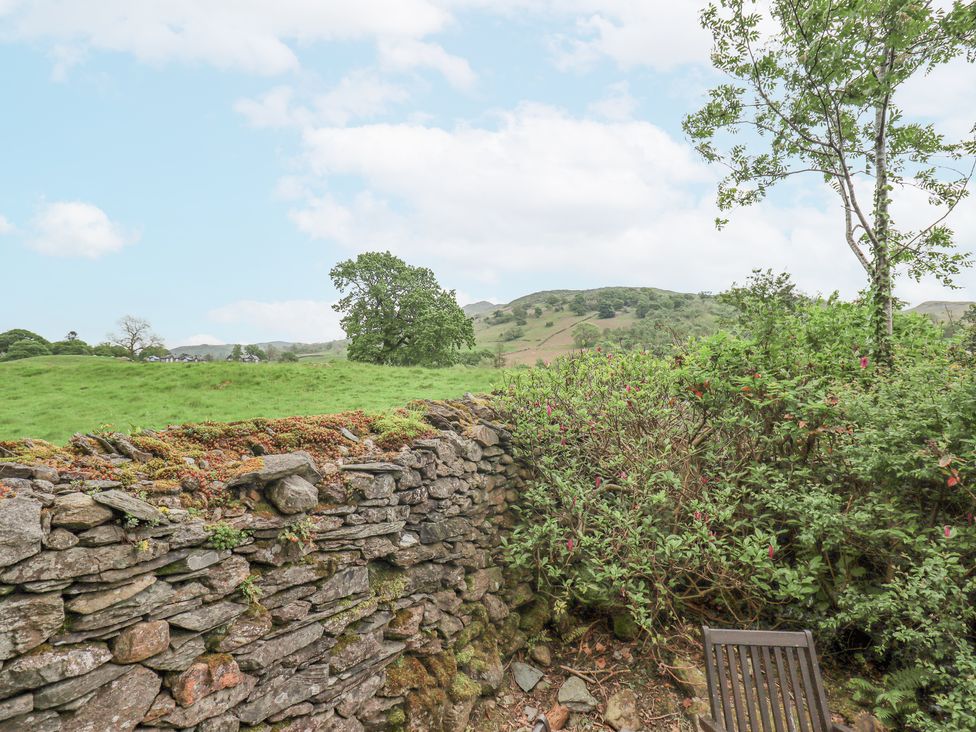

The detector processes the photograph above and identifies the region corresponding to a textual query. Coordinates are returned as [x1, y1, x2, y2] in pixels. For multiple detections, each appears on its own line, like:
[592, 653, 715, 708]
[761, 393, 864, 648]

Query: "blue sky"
[1, 1, 974, 347]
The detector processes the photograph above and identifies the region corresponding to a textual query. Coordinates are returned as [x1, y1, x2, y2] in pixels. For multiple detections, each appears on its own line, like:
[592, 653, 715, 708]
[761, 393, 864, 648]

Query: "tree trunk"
[871, 51, 895, 367]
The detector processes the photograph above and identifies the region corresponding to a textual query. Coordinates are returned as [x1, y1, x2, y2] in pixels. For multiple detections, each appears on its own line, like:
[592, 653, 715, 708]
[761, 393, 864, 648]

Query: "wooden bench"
[700, 626, 853, 732]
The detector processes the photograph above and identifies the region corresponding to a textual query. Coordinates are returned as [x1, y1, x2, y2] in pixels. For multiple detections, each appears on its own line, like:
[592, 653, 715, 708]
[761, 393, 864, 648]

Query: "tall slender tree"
[685, 0, 976, 364]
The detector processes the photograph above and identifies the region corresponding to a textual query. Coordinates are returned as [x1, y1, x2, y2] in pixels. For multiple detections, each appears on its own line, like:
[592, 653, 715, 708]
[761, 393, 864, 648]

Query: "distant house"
[147, 353, 201, 363]
[226, 353, 262, 363]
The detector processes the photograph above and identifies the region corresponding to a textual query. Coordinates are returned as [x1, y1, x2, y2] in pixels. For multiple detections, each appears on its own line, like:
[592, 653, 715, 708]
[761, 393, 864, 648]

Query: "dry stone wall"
[0, 400, 532, 732]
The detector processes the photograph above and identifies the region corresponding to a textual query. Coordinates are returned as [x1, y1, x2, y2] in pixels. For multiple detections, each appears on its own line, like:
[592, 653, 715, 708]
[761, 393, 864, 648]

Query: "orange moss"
[0, 399, 481, 501]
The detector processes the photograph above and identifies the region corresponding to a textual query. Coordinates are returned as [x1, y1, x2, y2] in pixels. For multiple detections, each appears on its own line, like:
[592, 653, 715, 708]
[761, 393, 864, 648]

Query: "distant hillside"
[469, 286, 729, 365]
[170, 340, 345, 359]
[169, 287, 728, 366]
[462, 301, 497, 316]
[908, 301, 974, 323]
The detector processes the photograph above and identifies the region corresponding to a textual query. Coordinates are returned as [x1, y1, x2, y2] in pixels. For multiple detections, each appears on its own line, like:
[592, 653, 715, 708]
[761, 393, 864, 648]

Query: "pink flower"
[566, 538, 575, 552]
[768, 544, 775, 558]
[546, 404, 553, 417]
[595, 476, 602, 488]
[859, 356, 869, 369]
[944, 525, 952, 538]
[694, 511, 702, 521]
[625, 384, 631, 393]
[619, 471, 628, 480]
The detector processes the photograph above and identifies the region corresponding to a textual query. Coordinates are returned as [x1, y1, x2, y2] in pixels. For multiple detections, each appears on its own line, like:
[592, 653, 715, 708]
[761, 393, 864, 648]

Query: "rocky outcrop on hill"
[0, 399, 534, 731]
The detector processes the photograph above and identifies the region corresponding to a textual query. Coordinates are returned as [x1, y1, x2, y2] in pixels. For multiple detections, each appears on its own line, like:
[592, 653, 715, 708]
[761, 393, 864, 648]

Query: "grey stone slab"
[0, 593, 64, 661]
[34, 663, 128, 710]
[0, 642, 111, 698]
[91, 490, 168, 525]
[0, 540, 169, 583]
[168, 600, 247, 632]
[0, 496, 43, 568]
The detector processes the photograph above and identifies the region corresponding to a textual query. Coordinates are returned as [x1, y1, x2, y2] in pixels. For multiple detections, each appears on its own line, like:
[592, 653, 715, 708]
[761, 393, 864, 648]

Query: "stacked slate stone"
[0, 400, 529, 732]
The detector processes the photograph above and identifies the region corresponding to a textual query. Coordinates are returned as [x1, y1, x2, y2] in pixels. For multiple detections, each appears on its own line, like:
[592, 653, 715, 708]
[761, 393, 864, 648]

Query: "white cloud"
[48, 43, 87, 81]
[235, 72, 410, 130]
[0, 0, 708, 79]
[453, 289, 499, 307]
[234, 86, 310, 129]
[315, 71, 411, 124]
[898, 57, 976, 140]
[208, 299, 343, 342]
[286, 102, 975, 302]
[0, 214, 13, 234]
[377, 38, 476, 89]
[587, 80, 637, 121]
[0, 0, 452, 75]
[546, 2, 710, 71]
[29, 201, 136, 258]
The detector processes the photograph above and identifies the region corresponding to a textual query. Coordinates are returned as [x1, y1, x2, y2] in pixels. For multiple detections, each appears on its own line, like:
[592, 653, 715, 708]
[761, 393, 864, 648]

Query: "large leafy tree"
[684, 0, 976, 364]
[0, 329, 48, 354]
[330, 252, 475, 366]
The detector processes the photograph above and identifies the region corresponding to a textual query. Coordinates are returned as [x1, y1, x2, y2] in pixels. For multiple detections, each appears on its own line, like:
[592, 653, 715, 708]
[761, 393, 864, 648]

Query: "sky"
[1, 1, 974, 347]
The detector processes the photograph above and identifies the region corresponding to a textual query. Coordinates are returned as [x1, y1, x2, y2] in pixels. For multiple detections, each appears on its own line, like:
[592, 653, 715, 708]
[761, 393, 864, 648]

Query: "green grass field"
[0, 356, 505, 443]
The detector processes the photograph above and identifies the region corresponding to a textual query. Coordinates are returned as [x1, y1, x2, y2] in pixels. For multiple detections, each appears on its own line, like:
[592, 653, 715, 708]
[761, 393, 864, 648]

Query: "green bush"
[0, 339, 52, 361]
[92, 343, 130, 357]
[458, 349, 493, 366]
[571, 322, 599, 348]
[50, 339, 93, 355]
[500, 286, 975, 730]
[0, 329, 48, 353]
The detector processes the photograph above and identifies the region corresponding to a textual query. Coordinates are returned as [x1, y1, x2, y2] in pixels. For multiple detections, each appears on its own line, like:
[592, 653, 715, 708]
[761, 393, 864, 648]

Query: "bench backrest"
[702, 626, 833, 732]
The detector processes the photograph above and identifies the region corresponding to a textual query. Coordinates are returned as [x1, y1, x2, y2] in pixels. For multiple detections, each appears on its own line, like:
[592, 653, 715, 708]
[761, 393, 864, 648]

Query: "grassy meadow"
[0, 356, 504, 443]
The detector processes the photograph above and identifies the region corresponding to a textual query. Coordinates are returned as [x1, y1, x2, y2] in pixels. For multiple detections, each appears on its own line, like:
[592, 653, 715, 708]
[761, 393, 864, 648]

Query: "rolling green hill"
[168, 287, 729, 366]
[908, 300, 974, 323]
[469, 286, 730, 365]
[462, 301, 498, 316]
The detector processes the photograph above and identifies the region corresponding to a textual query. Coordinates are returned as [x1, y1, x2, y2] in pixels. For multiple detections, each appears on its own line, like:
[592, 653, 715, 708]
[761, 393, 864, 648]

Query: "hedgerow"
[500, 274, 975, 730]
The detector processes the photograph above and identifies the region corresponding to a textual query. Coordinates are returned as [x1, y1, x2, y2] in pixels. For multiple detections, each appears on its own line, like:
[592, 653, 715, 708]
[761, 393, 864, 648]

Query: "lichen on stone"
[449, 671, 482, 702]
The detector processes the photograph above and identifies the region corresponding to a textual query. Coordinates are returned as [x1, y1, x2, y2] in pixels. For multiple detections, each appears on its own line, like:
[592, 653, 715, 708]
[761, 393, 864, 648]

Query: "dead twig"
[558, 665, 599, 685]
